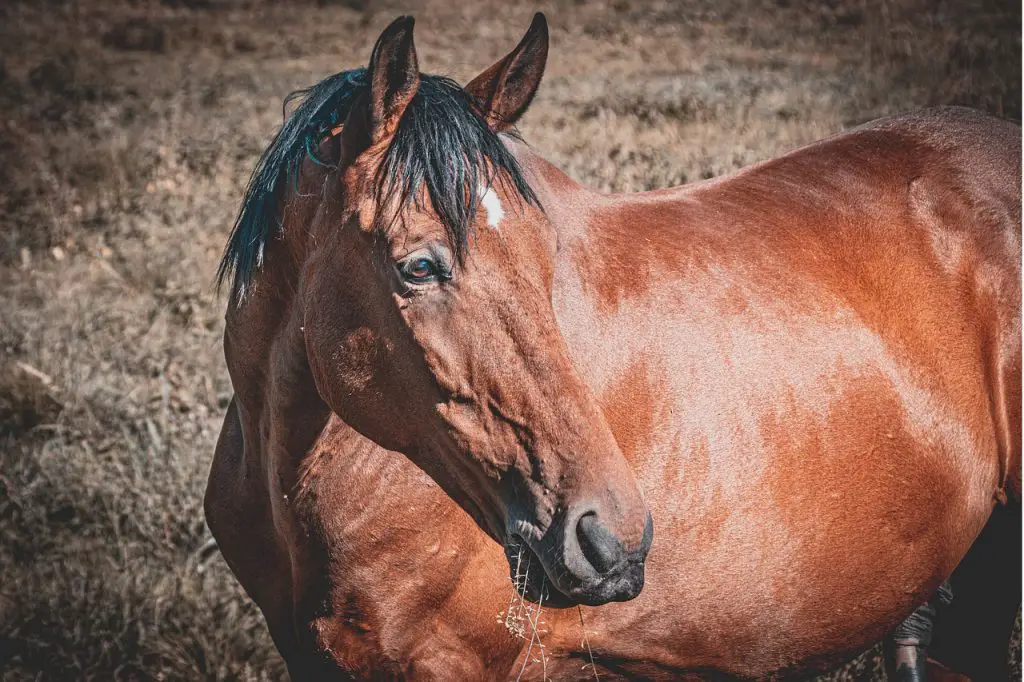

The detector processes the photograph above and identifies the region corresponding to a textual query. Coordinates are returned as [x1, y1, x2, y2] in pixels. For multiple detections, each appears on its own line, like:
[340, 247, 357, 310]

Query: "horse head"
[290, 14, 652, 607]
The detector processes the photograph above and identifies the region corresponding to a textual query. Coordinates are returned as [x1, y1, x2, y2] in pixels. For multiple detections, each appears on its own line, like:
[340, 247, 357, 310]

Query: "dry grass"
[0, 0, 1018, 679]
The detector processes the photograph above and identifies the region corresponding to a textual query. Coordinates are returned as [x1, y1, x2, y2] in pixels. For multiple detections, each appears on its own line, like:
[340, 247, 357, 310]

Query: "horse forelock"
[217, 69, 541, 302]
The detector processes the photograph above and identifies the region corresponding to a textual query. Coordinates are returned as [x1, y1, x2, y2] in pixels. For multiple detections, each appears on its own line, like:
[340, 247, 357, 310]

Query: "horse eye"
[401, 257, 439, 283]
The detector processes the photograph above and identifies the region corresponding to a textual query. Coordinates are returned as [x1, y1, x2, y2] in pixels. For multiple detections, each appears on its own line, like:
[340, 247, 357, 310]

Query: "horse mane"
[217, 68, 541, 300]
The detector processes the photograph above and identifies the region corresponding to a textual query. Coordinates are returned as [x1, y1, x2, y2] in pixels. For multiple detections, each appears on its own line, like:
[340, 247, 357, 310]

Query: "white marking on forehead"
[478, 185, 504, 228]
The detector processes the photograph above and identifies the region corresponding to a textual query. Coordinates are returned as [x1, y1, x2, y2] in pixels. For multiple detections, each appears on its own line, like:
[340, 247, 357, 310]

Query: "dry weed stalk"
[578, 605, 600, 681]
[514, 577, 547, 681]
[496, 547, 551, 680]
[498, 552, 602, 681]
[498, 547, 529, 639]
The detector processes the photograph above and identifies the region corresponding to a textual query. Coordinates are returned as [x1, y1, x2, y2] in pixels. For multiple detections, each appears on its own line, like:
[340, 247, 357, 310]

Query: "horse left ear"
[366, 15, 420, 144]
[465, 12, 548, 131]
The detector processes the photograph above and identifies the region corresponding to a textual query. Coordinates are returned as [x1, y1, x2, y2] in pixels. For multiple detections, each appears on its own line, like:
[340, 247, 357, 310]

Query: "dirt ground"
[0, 0, 1019, 679]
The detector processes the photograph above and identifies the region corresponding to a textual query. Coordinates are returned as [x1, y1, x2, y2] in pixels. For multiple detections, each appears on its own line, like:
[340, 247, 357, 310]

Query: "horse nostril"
[576, 512, 625, 575]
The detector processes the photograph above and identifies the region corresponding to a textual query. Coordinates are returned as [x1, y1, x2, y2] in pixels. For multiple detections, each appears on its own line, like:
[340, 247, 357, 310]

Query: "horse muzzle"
[506, 507, 654, 607]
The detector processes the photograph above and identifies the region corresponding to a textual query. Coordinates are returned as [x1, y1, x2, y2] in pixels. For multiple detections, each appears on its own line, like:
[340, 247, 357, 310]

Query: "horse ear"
[366, 15, 420, 144]
[465, 12, 548, 131]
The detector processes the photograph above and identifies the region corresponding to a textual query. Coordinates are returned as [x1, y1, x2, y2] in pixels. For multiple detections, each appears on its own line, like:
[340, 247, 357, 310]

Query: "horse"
[204, 14, 1021, 680]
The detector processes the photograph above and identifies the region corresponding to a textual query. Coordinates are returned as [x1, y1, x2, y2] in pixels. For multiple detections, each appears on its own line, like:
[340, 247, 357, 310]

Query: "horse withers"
[205, 13, 1021, 680]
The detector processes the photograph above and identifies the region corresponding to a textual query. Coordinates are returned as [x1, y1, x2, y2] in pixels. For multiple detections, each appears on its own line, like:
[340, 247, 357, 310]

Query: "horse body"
[205, 16, 1021, 680]
[530, 106, 1020, 678]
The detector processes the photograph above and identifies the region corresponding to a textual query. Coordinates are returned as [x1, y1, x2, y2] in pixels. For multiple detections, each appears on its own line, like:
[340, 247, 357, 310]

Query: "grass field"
[0, 0, 1019, 679]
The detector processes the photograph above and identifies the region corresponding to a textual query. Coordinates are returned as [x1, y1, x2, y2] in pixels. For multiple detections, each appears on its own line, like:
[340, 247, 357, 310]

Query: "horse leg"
[205, 399, 308, 679]
[929, 501, 1022, 681]
[884, 582, 953, 682]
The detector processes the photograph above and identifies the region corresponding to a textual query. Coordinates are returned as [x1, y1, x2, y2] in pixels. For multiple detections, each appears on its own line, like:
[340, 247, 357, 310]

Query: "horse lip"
[563, 560, 647, 605]
[505, 534, 577, 607]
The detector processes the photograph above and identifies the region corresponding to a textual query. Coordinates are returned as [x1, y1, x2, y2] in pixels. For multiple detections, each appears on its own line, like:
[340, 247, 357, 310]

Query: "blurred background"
[0, 0, 1019, 679]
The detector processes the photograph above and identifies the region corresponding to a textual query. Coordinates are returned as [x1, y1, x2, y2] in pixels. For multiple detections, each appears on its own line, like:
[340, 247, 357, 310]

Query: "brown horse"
[205, 14, 1021, 681]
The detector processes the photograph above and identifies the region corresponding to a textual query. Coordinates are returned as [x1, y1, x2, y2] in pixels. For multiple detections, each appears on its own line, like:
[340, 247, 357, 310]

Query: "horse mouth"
[505, 535, 577, 608]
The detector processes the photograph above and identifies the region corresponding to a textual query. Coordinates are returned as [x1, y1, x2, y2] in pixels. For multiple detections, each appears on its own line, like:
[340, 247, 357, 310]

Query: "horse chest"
[287, 438, 523, 678]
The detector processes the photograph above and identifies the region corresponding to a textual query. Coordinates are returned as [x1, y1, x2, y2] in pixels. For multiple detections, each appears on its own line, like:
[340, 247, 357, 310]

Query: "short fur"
[206, 15, 1021, 681]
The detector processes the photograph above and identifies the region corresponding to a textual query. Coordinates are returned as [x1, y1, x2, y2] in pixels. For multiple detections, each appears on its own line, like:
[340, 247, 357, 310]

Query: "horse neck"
[222, 159, 337, 487]
[508, 138, 595, 239]
[513, 140, 701, 473]
[510, 136, 695, 242]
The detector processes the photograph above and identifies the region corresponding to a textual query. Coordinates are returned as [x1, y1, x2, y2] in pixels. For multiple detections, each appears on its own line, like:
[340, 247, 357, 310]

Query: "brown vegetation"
[0, 0, 1018, 679]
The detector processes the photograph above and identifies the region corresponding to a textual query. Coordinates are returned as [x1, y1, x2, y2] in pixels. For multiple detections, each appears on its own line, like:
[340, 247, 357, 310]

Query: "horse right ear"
[465, 13, 548, 131]
[365, 16, 420, 145]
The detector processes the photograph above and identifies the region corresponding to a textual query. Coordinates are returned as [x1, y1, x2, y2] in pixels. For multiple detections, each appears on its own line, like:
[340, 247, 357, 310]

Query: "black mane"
[217, 68, 540, 300]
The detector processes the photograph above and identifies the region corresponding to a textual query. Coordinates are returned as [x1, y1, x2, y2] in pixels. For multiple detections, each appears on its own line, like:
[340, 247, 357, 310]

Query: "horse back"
[692, 106, 1021, 501]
